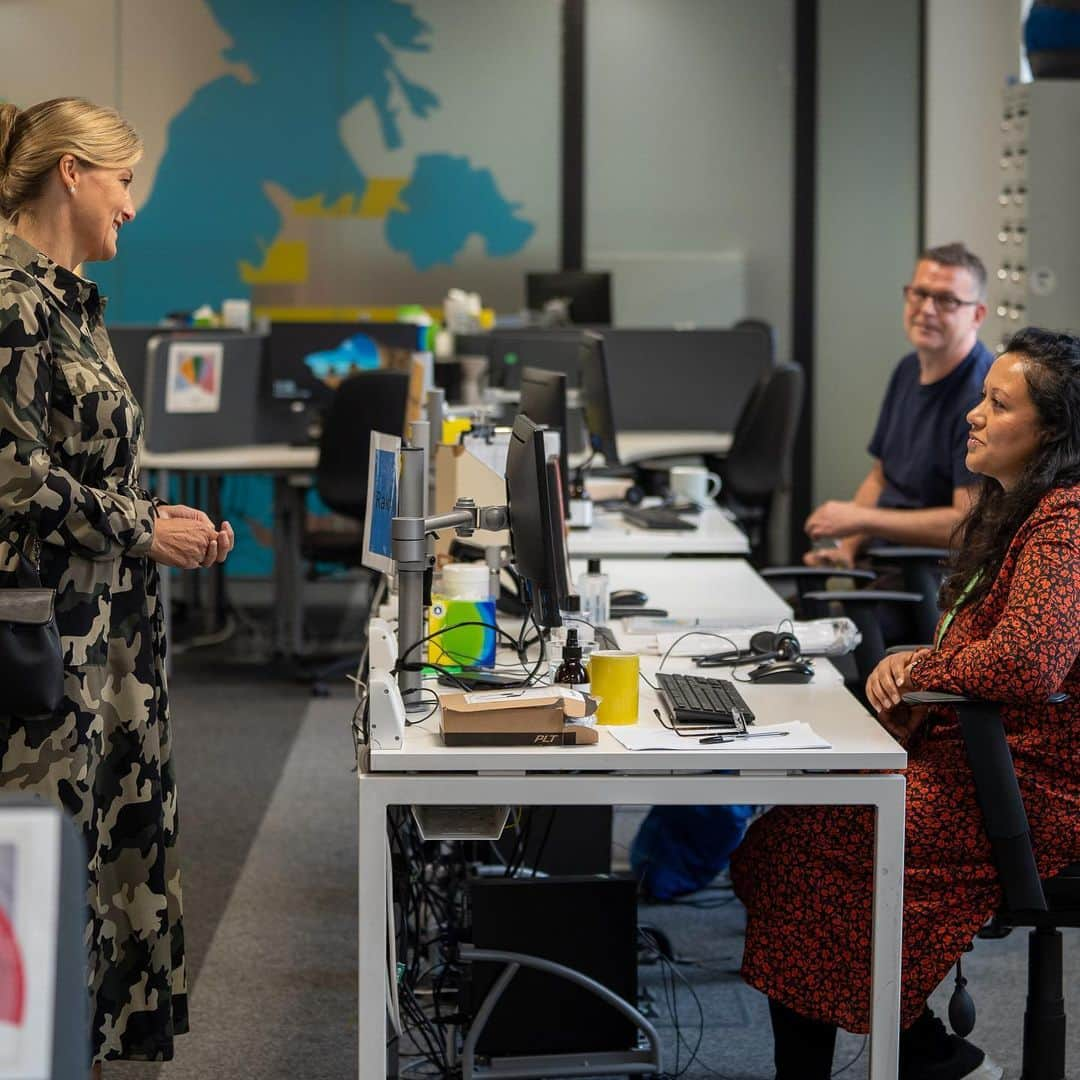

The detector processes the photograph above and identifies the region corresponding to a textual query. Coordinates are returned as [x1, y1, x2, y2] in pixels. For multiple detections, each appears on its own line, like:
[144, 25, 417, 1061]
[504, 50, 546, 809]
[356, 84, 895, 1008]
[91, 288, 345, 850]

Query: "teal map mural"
[87, 0, 538, 576]
[94, 0, 536, 320]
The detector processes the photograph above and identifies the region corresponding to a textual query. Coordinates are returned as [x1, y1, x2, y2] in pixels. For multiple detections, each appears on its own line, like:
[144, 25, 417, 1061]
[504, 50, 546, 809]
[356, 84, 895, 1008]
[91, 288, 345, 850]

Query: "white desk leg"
[357, 776, 388, 1080]
[155, 468, 172, 679]
[868, 774, 906, 1079]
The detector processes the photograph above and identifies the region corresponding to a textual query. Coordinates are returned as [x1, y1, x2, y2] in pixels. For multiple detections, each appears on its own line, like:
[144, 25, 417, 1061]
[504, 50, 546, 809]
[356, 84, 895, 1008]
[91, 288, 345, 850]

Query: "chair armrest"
[865, 546, 949, 562]
[761, 566, 877, 585]
[885, 644, 933, 656]
[902, 691, 1047, 913]
[802, 590, 921, 605]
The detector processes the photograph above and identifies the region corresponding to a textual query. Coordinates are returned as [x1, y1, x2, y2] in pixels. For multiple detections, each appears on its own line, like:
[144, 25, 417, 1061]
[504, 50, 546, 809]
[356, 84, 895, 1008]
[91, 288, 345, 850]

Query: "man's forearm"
[844, 470, 887, 554]
[855, 505, 963, 548]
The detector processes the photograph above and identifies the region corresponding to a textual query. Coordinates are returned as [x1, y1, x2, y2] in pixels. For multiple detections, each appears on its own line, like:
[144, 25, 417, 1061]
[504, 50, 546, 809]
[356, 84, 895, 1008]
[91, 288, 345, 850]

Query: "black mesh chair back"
[722, 362, 803, 506]
[314, 370, 410, 521]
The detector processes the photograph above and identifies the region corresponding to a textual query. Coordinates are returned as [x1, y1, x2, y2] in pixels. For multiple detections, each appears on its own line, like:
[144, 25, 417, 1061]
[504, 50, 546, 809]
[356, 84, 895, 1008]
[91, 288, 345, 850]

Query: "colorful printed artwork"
[165, 342, 224, 413]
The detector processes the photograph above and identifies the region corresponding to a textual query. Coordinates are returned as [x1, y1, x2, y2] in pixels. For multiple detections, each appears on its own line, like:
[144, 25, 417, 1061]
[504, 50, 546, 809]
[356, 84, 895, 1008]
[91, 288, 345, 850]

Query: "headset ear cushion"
[624, 484, 645, 506]
[774, 632, 801, 661]
[749, 630, 778, 655]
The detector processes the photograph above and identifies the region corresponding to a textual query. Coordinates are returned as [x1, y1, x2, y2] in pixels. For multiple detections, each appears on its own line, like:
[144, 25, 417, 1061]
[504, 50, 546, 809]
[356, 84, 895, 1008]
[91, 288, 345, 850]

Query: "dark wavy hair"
[940, 326, 1080, 612]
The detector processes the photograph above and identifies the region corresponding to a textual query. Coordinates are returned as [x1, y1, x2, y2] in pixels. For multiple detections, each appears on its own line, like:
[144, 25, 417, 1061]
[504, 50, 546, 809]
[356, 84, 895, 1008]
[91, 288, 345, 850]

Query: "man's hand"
[865, 648, 931, 712]
[802, 543, 856, 569]
[804, 500, 867, 541]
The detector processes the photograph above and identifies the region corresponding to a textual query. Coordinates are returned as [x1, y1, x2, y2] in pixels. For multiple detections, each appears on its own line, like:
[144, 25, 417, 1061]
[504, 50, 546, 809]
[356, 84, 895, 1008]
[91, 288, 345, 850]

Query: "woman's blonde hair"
[0, 98, 143, 223]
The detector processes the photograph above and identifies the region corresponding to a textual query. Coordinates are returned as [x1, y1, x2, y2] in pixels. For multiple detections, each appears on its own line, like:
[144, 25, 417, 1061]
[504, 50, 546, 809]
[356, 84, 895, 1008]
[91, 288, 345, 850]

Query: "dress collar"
[0, 230, 106, 323]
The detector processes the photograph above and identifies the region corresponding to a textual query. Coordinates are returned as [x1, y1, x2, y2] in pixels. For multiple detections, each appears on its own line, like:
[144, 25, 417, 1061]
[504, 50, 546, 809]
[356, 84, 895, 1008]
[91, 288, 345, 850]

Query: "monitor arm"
[393, 478, 509, 712]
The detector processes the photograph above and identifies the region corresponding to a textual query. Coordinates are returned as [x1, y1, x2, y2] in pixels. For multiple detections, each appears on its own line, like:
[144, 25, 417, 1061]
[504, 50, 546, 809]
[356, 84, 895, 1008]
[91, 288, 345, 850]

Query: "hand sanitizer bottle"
[578, 558, 610, 629]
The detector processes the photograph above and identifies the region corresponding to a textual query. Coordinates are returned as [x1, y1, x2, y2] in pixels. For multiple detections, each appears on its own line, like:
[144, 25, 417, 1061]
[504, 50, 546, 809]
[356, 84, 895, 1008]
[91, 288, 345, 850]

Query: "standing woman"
[732, 327, 1080, 1080]
[0, 98, 233, 1069]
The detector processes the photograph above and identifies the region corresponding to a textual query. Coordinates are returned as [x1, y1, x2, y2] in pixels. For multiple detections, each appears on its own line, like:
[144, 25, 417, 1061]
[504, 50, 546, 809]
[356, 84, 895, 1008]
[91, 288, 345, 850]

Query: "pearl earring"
[68, 185, 76, 195]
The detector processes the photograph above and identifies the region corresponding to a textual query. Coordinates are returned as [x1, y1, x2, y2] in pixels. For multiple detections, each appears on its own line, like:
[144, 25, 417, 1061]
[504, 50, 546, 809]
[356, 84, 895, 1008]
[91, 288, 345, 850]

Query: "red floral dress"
[731, 484, 1080, 1031]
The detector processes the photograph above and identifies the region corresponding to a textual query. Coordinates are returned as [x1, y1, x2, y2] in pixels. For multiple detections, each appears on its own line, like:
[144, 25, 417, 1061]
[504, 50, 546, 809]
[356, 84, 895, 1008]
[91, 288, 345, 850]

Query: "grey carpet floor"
[112, 654, 1080, 1079]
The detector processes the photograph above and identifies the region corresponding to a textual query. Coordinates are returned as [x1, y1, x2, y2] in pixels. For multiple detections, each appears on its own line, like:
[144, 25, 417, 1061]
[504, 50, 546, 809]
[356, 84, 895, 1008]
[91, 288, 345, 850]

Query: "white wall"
[924, 0, 1025, 351]
[814, 0, 922, 504]
[585, 0, 794, 355]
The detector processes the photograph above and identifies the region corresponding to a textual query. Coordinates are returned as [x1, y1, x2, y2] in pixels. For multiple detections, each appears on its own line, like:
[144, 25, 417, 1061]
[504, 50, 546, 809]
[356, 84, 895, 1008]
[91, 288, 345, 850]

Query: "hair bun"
[0, 103, 19, 173]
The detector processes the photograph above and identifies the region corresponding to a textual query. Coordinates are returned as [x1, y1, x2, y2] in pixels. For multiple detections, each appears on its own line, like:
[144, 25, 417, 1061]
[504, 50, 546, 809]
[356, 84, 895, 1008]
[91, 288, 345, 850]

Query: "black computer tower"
[466, 876, 638, 1058]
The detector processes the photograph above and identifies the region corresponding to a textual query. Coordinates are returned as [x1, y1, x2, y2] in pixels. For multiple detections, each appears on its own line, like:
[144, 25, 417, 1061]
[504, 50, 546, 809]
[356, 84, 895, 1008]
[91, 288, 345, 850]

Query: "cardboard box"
[440, 687, 599, 746]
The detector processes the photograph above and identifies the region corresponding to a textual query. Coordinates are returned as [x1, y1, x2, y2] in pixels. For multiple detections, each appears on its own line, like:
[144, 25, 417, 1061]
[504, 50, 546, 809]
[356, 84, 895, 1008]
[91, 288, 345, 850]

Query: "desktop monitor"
[579, 331, 620, 466]
[526, 271, 612, 325]
[505, 414, 572, 628]
[518, 367, 570, 510]
[267, 321, 424, 406]
[484, 330, 584, 391]
[361, 430, 402, 576]
[597, 327, 771, 435]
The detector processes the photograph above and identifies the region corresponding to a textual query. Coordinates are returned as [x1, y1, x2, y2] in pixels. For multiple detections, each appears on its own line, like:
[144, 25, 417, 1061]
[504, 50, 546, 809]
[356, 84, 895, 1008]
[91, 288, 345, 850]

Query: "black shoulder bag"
[0, 540, 64, 717]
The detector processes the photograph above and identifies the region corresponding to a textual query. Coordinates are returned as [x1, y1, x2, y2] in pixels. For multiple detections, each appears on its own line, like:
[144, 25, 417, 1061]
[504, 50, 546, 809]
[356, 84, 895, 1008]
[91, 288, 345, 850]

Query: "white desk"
[357, 572, 906, 1078]
[569, 505, 749, 558]
[142, 444, 318, 659]
[568, 557, 790, 627]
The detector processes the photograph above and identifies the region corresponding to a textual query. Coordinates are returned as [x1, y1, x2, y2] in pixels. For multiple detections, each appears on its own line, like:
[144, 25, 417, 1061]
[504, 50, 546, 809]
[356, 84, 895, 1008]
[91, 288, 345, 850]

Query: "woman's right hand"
[149, 517, 219, 570]
[865, 648, 931, 713]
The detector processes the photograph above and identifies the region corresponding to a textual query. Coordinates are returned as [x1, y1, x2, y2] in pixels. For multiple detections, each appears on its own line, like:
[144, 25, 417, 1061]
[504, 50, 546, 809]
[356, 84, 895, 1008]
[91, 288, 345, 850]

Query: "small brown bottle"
[554, 628, 589, 686]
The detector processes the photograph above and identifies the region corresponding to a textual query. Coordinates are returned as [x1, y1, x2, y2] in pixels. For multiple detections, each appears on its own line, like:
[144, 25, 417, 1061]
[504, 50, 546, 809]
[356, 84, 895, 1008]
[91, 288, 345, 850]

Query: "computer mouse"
[747, 659, 815, 684]
[610, 588, 648, 606]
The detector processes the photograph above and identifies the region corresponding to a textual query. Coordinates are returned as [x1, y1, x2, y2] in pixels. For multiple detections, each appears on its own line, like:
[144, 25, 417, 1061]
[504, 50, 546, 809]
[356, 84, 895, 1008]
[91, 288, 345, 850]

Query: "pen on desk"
[699, 731, 790, 745]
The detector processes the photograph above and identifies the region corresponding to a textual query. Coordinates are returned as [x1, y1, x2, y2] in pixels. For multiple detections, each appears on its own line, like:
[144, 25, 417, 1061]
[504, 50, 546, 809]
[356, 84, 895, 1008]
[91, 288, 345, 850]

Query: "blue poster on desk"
[363, 432, 402, 575]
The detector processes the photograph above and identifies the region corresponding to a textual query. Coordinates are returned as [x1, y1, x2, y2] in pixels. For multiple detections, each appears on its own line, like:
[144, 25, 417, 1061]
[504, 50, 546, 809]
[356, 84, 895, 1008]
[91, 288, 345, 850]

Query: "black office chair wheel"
[311, 681, 331, 698]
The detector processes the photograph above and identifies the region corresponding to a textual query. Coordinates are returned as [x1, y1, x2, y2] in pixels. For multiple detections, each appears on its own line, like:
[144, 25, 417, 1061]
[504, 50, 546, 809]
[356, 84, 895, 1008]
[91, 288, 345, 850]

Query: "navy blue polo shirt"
[868, 341, 993, 510]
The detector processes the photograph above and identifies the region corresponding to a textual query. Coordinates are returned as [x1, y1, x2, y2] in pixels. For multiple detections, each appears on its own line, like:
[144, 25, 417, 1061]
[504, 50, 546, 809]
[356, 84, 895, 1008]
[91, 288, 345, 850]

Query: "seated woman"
[731, 326, 1080, 1080]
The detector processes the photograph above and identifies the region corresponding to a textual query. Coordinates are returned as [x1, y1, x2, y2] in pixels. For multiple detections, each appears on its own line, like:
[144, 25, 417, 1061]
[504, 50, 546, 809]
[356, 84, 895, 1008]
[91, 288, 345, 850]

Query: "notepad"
[605, 721, 831, 752]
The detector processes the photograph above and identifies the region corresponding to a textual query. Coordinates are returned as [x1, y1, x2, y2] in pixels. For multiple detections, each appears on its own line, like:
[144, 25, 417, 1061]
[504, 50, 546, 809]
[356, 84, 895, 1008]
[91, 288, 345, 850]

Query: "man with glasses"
[804, 242, 991, 567]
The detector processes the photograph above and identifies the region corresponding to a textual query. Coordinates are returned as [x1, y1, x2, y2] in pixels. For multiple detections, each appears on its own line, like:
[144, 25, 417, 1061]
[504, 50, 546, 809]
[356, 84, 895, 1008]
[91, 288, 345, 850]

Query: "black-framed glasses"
[902, 285, 980, 314]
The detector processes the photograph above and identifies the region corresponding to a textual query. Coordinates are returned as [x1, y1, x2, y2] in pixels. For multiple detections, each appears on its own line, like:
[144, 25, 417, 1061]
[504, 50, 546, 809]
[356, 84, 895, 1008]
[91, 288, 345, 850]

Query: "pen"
[699, 731, 790, 745]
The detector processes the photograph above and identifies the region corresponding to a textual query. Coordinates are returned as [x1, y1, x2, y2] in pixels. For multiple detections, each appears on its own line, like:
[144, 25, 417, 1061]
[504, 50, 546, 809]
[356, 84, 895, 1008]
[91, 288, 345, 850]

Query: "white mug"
[669, 465, 722, 506]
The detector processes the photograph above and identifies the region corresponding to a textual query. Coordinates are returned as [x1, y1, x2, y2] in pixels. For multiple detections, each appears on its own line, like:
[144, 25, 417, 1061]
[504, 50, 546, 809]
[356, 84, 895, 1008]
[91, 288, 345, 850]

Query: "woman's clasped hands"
[865, 647, 933, 743]
[149, 504, 235, 570]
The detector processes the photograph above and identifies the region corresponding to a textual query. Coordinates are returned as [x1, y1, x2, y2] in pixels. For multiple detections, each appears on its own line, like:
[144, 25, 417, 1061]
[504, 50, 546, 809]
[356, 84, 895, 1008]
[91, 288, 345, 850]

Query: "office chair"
[904, 688, 1080, 1080]
[706, 362, 803, 564]
[864, 545, 949, 645]
[301, 369, 410, 692]
[732, 317, 777, 364]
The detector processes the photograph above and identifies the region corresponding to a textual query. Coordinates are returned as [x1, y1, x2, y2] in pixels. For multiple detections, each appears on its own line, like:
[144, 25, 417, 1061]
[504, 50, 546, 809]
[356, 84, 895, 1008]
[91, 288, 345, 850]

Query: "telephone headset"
[694, 629, 815, 684]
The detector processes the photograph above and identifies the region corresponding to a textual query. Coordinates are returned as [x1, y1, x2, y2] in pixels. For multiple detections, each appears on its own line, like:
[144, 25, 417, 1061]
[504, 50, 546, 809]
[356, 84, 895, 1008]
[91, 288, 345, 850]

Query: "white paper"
[164, 341, 223, 413]
[605, 721, 831, 752]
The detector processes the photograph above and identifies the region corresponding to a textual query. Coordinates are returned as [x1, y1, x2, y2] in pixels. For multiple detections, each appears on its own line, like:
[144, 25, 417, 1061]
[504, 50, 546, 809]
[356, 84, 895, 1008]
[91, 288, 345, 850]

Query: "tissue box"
[440, 687, 599, 746]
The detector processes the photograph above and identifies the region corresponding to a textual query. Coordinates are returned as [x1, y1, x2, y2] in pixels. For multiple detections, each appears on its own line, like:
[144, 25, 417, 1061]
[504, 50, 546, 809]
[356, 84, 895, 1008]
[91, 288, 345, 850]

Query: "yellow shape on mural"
[239, 240, 309, 285]
[357, 178, 407, 217]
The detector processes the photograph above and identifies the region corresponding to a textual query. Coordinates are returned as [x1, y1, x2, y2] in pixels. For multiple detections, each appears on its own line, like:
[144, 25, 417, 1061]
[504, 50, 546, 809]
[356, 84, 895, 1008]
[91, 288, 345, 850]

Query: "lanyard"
[935, 572, 981, 649]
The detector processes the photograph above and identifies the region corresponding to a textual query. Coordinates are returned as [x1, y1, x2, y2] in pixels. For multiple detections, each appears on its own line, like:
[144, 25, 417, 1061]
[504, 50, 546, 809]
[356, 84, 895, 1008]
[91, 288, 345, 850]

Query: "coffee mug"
[669, 465, 722, 506]
[588, 651, 640, 725]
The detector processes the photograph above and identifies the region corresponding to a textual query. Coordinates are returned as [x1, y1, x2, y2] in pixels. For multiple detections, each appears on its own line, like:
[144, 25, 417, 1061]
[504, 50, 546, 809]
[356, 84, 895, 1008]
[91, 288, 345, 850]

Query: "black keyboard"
[622, 507, 696, 531]
[656, 673, 755, 731]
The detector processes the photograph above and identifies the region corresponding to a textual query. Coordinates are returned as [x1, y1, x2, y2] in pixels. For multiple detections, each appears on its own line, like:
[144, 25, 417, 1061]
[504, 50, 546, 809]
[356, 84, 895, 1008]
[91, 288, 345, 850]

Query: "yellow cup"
[588, 651, 640, 725]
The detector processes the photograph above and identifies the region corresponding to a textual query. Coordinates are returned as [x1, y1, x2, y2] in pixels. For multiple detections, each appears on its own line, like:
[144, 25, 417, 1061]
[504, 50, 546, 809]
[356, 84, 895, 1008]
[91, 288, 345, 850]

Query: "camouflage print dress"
[0, 232, 186, 1061]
